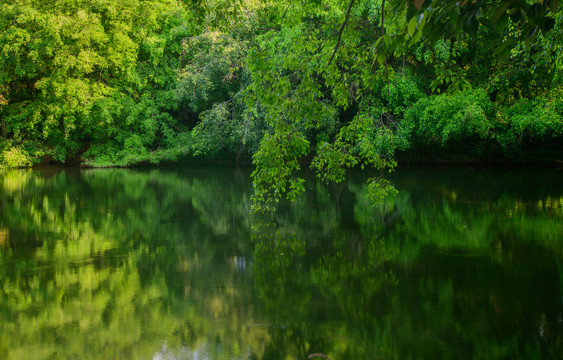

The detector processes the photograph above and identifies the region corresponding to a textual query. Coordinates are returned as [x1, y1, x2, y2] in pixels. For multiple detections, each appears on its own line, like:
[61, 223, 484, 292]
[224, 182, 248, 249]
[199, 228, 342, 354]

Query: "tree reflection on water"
[0, 167, 562, 359]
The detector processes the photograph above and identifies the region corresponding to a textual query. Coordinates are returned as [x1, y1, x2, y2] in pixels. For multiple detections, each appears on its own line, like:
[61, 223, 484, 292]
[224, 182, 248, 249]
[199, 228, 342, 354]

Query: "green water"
[0, 166, 562, 359]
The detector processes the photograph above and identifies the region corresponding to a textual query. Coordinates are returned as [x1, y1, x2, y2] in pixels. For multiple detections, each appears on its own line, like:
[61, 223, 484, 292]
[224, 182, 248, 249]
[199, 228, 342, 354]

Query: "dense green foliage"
[1, 0, 562, 200]
[0, 0, 193, 167]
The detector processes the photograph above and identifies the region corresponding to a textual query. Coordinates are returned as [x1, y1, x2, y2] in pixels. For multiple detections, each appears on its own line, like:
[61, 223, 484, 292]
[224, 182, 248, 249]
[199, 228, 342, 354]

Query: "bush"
[403, 89, 495, 150]
[1, 147, 32, 168]
[495, 96, 563, 154]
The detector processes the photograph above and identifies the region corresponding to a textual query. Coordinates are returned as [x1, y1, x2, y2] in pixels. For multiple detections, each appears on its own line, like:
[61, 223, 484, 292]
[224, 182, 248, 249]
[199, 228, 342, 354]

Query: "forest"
[1, 1, 562, 180]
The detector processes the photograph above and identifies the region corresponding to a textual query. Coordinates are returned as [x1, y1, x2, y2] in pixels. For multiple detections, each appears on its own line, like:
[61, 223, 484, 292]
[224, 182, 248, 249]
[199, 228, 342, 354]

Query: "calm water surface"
[0, 166, 562, 359]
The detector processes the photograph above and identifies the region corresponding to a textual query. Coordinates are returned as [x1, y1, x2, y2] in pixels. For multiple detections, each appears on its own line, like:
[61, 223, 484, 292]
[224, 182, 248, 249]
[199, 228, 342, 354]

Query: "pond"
[0, 166, 562, 359]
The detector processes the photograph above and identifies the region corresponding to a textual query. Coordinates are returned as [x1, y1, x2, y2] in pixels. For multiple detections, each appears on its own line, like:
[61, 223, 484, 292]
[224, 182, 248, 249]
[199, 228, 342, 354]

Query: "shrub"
[403, 89, 495, 150]
[1, 147, 32, 168]
[495, 96, 563, 154]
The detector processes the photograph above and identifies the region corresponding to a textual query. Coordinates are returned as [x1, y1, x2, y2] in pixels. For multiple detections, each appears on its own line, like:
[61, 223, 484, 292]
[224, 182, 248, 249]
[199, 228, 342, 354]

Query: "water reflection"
[0, 166, 562, 359]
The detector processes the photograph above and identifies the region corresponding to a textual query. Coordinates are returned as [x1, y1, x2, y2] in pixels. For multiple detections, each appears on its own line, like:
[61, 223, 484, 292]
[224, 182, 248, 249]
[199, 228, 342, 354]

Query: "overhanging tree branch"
[381, 0, 386, 37]
[328, 0, 356, 66]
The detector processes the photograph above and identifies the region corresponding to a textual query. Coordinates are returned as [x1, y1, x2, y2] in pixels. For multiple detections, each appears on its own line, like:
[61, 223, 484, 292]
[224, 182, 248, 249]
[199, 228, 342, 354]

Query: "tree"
[245, 0, 561, 210]
[0, 0, 191, 167]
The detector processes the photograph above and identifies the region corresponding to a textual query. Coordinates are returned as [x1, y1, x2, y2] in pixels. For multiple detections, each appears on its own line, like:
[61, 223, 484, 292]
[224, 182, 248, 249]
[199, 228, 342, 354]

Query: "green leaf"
[408, 28, 423, 46]
[376, 50, 386, 66]
[408, 16, 417, 37]
[382, 34, 391, 48]
[418, 13, 426, 27]
[374, 36, 384, 49]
